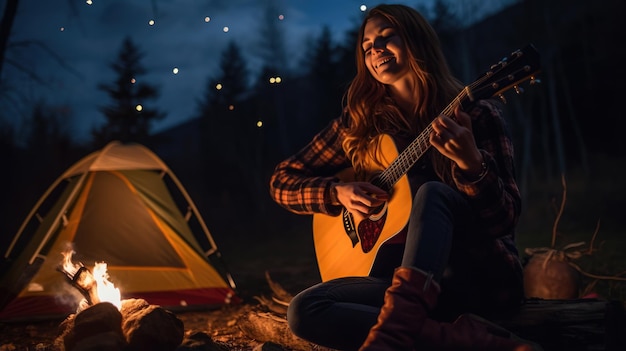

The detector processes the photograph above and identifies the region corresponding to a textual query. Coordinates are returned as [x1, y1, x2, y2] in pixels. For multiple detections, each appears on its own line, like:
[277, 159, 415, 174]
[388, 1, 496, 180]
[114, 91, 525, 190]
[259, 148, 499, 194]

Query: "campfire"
[55, 249, 184, 351]
[56, 249, 121, 310]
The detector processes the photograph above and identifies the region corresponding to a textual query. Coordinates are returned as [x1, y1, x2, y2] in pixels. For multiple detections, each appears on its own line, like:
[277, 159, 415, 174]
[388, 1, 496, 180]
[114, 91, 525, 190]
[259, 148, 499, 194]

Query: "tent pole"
[166, 170, 237, 290]
[166, 170, 218, 256]
[27, 172, 89, 265]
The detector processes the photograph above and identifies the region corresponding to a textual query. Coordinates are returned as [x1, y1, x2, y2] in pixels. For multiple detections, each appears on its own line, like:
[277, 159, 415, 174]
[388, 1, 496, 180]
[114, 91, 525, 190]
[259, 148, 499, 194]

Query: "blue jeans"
[287, 182, 509, 351]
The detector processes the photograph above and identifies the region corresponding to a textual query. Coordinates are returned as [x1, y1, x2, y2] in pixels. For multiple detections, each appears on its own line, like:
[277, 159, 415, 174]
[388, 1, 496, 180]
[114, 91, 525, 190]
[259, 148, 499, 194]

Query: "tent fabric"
[0, 141, 238, 321]
[62, 141, 169, 177]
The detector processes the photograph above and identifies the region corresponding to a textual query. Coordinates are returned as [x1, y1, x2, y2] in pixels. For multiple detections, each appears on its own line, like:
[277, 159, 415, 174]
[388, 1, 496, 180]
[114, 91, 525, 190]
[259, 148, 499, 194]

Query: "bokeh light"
[269, 76, 282, 84]
[135, 104, 143, 112]
[172, 67, 179, 74]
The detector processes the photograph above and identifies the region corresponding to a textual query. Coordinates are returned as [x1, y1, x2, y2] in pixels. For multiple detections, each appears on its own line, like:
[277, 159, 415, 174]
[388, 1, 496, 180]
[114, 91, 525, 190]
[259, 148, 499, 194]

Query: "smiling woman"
[269, 3, 539, 351]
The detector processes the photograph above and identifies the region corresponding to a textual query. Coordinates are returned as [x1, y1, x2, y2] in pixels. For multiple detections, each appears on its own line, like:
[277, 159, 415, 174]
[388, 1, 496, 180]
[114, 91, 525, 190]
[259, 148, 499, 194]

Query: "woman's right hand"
[332, 182, 389, 217]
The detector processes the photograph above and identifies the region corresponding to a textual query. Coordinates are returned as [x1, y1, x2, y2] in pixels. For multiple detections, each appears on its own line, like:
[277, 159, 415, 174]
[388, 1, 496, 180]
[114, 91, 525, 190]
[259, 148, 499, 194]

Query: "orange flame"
[92, 262, 121, 309]
[61, 249, 83, 277]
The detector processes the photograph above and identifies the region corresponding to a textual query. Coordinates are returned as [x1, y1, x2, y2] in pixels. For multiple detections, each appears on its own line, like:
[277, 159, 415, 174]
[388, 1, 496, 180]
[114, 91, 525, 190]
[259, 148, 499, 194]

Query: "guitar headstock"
[468, 44, 541, 103]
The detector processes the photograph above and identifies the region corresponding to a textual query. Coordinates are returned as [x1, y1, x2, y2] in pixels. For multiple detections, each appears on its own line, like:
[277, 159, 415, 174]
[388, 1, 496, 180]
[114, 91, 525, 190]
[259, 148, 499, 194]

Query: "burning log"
[56, 249, 121, 311]
[57, 265, 100, 306]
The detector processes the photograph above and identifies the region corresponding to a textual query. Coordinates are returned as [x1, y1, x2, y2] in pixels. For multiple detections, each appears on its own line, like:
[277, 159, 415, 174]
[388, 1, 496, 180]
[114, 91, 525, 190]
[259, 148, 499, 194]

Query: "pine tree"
[195, 40, 272, 216]
[197, 41, 249, 119]
[301, 26, 345, 132]
[92, 36, 164, 147]
[249, 0, 292, 156]
[196, 40, 251, 172]
[255, 0, 288, 74]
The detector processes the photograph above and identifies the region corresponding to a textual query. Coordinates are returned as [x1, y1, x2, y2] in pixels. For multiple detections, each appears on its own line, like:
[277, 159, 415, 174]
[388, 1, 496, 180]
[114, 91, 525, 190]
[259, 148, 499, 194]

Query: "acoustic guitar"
[312, 45, 541, 282]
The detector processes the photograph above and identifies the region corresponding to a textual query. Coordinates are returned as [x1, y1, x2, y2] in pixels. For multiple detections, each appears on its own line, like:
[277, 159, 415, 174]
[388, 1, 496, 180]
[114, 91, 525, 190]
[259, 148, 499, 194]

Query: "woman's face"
[361, 16, 411, 86]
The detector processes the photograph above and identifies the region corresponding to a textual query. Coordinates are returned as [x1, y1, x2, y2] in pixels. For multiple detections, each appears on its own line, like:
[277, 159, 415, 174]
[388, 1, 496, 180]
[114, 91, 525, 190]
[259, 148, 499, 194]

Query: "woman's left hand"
[430, 106, 484, 177]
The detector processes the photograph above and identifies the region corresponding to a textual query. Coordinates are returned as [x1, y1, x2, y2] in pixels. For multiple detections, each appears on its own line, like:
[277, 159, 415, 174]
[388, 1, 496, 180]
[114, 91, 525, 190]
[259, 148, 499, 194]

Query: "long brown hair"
[343, 4, 463, 181]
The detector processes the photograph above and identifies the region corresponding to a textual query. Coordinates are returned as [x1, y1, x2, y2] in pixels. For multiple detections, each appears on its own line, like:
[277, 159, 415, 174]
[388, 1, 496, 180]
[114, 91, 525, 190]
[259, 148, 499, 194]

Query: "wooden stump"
[496, 299, 626, 351]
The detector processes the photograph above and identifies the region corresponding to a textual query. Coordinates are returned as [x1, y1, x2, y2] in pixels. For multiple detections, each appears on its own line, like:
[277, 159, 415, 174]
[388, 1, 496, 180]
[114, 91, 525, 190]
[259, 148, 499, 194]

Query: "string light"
[256, 120, 263, 128]
[360, 4, 367, 12]
[136, 104, 143, 112]
[172, 67, 179, 74]
[278, 14, 284, 20]
[204, 16, 211, 23]
[215, 83, 223, 90]
[223, 26, 229, 33]
[148, 19, 155, 26]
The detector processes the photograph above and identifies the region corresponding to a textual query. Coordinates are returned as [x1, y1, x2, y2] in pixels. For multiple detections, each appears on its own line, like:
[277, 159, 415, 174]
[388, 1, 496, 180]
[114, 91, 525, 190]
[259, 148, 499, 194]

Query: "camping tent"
[0, 141, 237, 321]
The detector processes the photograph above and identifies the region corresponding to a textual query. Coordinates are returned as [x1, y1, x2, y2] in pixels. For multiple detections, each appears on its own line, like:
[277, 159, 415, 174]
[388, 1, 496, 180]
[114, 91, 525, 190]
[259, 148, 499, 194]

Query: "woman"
[270, 4, 536, 351]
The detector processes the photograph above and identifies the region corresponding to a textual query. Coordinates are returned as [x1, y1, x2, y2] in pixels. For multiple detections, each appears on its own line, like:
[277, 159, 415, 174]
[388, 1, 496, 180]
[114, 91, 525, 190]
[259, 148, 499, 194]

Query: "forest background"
[1, 0, 626, 303]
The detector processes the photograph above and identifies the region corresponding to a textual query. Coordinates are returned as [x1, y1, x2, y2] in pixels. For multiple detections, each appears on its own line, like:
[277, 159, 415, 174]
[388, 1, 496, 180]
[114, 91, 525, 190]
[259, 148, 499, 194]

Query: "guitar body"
[313, 134, 413, 282]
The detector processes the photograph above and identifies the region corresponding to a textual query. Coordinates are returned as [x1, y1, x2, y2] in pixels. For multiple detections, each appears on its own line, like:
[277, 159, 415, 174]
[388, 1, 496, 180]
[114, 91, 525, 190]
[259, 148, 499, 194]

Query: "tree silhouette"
[255, 0, 288, 75]
[196, 40, 250, 155]
[0, 0, 19, 81]
[197, 40, 252, 173]
[24, 101, 74, 174]
[92, 36, 164, 148]
[428, 0, 463, 78]
[249, 0, 292, 156]
[300, 26, 345, 132]
[194, 40, 274, 218]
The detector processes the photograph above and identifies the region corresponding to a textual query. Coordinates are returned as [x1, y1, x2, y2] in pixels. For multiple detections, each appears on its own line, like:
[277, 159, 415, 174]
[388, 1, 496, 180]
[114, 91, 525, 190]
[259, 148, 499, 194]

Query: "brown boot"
[360, 266, 440, 351]
[416, 313, 541, 350]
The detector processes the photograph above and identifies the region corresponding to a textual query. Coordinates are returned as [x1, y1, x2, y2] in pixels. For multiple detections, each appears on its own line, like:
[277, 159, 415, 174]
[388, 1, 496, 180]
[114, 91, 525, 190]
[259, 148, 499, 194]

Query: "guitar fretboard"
[376, 87, 471, 190]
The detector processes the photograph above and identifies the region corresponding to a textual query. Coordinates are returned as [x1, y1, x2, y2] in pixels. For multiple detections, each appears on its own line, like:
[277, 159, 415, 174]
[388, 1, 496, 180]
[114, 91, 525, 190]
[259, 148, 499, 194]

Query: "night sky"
[2, 0, 515, 143]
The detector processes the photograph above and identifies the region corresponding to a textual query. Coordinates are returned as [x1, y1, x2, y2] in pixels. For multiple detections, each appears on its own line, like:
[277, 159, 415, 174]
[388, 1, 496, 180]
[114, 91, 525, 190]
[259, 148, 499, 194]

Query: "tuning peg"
[498, 94, 507, 104]
[514, 85, 524, 94]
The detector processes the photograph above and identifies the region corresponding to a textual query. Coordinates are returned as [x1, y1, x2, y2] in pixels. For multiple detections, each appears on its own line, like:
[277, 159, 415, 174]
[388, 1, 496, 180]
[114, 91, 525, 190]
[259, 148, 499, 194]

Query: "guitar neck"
[377, 87, 473, 189]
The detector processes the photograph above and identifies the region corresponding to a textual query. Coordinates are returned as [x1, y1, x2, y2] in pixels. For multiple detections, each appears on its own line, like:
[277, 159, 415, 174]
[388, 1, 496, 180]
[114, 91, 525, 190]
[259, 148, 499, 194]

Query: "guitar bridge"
[342, 209, 359, 248]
